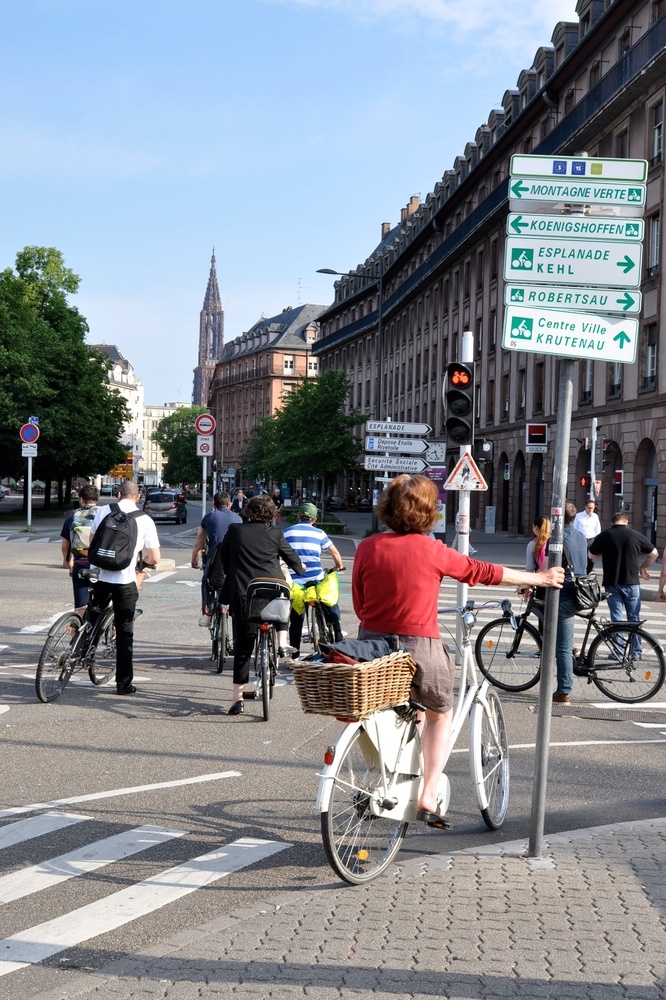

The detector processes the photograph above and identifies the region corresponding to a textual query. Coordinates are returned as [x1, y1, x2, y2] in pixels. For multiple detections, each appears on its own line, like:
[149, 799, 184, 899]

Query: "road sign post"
[19, 424, 40, 531]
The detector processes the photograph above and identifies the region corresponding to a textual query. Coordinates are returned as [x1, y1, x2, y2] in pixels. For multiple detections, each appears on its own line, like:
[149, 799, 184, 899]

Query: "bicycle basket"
[245, 578, 292, 624]
[292, 650, 416, 722]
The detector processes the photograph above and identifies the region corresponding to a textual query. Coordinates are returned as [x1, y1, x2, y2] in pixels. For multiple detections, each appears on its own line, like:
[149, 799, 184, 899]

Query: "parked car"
[0, 486, 9, 499]
[143, 491, 187, 524]
[100, 484, 115, 496]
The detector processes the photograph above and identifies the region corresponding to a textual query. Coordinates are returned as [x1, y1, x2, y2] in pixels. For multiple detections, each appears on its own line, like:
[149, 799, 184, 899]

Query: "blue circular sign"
[19, 423, 40, 443]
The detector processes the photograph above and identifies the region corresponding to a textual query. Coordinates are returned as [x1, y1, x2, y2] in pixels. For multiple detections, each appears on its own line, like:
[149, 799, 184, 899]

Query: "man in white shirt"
[89, 481, 160, 695]
[573, 500, 601, 540]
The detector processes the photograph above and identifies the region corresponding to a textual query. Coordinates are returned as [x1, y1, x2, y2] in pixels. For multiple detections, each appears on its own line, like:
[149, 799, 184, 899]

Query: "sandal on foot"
[416, 808, 452, 830]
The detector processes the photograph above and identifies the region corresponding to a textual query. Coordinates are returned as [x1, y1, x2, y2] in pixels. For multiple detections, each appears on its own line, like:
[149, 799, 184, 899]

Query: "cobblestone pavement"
[30, 817, 666, 1000]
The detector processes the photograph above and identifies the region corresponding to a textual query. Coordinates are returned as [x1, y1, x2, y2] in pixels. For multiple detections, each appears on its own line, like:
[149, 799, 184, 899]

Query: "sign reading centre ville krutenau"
[503, 305, 638, 364]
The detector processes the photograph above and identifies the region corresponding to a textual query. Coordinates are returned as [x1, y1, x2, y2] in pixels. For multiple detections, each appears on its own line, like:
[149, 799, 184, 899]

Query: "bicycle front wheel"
[88, 609, 116, 686]
[589, 624, 665, 703]
[474, 617, 542, 692]
[470, 687, 510, 830]
[36, 613, 82, 703]
[321, 726, 409, 884]
[260, 631, 271, 721]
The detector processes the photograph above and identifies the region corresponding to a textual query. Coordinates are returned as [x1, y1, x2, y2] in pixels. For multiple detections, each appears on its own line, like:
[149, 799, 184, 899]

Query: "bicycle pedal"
[242, 690, 257, 700]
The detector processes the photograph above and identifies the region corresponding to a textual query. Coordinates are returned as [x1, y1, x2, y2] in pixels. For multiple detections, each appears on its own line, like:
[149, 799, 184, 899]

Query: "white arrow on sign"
[365, 436, 428, 455]
[504, 284, 642, 316]
[503, 305, 638, 364]
[504, 237, 642, 288]
[364, 455, 430, 473]
[366, 420, 432, 435]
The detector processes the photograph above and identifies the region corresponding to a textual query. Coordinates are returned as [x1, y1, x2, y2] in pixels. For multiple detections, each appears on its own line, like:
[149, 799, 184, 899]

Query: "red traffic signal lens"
[579, 476, 587, 487]
[450, 368, 471, 387]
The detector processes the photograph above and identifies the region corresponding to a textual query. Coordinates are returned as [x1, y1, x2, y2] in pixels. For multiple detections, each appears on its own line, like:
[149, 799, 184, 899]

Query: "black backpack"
[88, 504, 143, 571]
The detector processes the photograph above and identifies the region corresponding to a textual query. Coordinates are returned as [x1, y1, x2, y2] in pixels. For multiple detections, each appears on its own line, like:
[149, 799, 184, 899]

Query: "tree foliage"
[152, 406, 208, 485]
[0, 247, 129, 499]
[241, 370, 364, 487]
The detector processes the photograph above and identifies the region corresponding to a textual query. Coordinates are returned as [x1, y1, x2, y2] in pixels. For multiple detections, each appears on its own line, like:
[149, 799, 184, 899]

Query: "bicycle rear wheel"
[36, 613, 82, 703]
[474, 617, 542, 691]
[260, 631, 271, 721]
[321, 726, 409, 884]
[470, 687, 510, 830]
[589, 624, 665, 703]
[88, 609, 116, 686]
[215, 610, 228, 674]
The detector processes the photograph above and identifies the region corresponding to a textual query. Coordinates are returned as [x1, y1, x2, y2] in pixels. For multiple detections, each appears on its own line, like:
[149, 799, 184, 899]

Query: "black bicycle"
[36, 569, 116, 702]
[296, 568, 345, 657]
[209, 590, 233, 674]
[245, 577, 292, 720]
[475, 594, 666, 703]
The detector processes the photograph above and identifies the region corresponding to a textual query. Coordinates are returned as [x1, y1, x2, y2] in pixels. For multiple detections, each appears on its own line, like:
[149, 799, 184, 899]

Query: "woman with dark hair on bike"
[352, 474, 563, 827]
[220, 495, 304, 716]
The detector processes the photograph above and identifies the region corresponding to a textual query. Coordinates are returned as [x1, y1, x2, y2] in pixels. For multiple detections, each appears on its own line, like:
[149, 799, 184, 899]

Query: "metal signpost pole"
[371, 276, 384, 534]
[455, 330, 474, 654]
[528, 359, 573, 857]
[590, 416, 598, 504]
[27, 455, 33, 531]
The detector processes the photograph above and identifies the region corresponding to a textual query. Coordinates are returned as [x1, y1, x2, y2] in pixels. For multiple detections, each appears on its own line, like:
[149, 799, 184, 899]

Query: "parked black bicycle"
[36, 569, 116, 702]
[475, 592, 665, 703]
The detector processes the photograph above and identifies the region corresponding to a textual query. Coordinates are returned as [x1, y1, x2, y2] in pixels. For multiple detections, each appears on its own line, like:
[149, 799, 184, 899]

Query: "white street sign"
[503, 305, 638, 364]
[510, 154, 648, 182]
[504, 237, 642, 287]
[365, 436, 427, 455]
[364, 455, 430, 473]
[22, 443, 38, 457]
[508, 176, 646, 208]
[196, 434, 214, 456]
[506, 213, 643, 241]
[366, 420, 432, 435]
[504, 284, 642, 315]
[444, 453, 488, 492]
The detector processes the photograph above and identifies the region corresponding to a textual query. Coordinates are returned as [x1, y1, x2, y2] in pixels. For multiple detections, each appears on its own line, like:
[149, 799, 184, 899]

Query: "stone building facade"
[208, 304, 324, 488]
[142, 401, 188, 485]
[193, 251, 225, 407]
[90, 343, 144, 479]
[314, 0, 665, 545]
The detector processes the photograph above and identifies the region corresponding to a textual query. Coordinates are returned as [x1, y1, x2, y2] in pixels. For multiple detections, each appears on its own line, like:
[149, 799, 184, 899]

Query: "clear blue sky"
[0, 0, 578, 404]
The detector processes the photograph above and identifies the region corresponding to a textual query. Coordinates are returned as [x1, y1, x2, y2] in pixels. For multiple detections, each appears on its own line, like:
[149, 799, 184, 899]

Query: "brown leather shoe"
[552, 692, 570, 703]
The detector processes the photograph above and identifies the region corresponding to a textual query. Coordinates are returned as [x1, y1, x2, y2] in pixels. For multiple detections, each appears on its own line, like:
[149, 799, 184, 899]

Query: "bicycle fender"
[316, 720, 362, 813]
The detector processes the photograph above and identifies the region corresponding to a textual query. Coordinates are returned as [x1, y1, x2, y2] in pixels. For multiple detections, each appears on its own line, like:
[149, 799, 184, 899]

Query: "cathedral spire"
[192, 249, 225, 406]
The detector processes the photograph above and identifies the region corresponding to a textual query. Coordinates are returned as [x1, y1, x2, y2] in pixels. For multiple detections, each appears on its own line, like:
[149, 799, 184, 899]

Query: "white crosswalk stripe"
[0, 833, 291, 977]
[0, 812, 90, 851]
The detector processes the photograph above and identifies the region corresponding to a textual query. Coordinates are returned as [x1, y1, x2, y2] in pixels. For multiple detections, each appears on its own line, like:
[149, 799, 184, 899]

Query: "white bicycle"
[317, 601, 510, 884]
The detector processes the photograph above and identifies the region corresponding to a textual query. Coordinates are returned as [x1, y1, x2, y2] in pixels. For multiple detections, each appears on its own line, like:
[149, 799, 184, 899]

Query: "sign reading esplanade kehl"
[503, 153, 647, 365]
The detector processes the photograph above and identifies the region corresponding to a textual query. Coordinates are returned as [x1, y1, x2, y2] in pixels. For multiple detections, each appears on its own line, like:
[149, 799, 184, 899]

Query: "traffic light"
[473, 439, 494, 463]
[579, 475, 590, 489]
[444, 362, 475, 446]
[602, 438, 610, 469]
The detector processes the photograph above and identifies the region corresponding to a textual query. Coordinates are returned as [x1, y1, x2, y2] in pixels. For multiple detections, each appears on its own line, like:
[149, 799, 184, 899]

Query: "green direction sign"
[507, 213, 644, 241]
[509, 176, 646, 207]
[504, 236, 642, 288]
[503, 305, 638, 363]
[504, 284, 642, 315]
[510, 154, 648, 182]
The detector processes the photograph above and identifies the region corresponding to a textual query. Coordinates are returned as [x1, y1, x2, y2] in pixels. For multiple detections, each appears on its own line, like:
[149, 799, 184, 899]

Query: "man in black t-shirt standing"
[588, 511, 657, 626]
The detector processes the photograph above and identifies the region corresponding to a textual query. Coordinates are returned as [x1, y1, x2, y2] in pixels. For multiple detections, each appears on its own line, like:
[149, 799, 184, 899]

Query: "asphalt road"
[1, 507, 666, 995]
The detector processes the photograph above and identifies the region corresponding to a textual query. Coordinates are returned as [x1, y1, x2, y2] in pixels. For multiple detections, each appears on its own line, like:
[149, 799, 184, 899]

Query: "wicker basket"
[292, 650, 416, 721]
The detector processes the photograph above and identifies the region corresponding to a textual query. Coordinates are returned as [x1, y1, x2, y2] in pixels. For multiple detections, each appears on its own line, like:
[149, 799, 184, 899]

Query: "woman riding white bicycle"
[352, 474, 564, 828]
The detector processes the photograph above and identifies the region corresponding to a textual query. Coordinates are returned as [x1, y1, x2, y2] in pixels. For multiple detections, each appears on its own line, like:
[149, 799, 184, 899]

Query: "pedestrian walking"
[573, 501, 601, 540]
[588, 511, 657, 625]
[554, 503, 589, 703]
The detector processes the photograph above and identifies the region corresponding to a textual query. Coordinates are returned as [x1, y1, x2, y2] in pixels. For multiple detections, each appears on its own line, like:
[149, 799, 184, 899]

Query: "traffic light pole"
[455, 331, 474, 654]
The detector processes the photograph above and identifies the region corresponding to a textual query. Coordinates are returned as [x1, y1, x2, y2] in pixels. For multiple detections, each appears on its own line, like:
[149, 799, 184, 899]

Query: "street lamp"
[317, 267, 385, 530]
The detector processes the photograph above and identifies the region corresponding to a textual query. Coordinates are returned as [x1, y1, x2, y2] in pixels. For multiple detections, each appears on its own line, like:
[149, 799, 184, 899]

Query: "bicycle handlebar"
[438, 600, 500, 615]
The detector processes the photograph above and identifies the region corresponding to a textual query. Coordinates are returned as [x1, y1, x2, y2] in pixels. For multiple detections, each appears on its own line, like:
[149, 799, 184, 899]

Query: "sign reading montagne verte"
[503, 153, 647, 365]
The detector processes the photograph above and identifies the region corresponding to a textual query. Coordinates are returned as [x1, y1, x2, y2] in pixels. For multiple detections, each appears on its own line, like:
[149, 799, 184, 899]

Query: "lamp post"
[317, 268, 385, 530]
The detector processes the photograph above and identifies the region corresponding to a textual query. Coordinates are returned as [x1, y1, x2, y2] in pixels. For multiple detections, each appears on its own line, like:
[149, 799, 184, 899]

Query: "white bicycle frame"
[317, 602, 502, 819]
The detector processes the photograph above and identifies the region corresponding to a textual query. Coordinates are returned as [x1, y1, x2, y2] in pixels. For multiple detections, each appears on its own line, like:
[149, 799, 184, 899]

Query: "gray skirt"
[358, 627, 455, 714]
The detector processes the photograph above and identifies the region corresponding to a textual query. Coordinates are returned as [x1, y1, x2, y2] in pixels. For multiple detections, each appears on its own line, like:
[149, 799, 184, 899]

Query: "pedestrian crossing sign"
[444, 452, 488, 492]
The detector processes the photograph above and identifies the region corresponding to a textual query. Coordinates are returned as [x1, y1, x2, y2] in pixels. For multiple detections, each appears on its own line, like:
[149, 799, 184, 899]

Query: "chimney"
[400, 208, 407, 223]
[381, 222, 391, 240]
[407, 195, 421, 217]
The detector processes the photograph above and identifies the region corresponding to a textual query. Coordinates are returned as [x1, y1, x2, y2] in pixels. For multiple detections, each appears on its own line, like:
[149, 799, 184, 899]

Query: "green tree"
[241, 370, 364, 508]
[152, 406, 208, 486]
[0, 247, 129, 507]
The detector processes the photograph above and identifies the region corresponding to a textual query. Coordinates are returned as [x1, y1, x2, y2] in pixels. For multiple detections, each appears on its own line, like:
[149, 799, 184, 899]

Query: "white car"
[0, 486, 10, 499]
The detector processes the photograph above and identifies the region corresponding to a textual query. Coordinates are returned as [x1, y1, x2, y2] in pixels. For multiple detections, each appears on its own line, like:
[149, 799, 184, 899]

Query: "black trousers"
[231, 596, 259, 686]
[90, 581, 139, 689]
[289, 602, 342, 651]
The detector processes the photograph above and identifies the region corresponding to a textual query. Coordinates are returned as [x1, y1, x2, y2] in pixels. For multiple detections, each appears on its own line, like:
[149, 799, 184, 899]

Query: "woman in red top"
[353, 474, 563, 827]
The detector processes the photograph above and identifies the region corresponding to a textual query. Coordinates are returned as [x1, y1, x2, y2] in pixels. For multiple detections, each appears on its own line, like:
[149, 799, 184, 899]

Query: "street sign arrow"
[613, 329, 631, 349]
[365, 436, 428, 455]
[508, 214, 529, 234]
[504, 283, 642, 315]
[616, 254, 635, 274]
[510, 179, 530, 199]
[365, 420, 432, 435]
[364, 455, 430, 473]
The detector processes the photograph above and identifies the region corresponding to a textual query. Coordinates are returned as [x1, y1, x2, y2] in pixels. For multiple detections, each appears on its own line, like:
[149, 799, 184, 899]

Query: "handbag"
[563, 548, 601, 610]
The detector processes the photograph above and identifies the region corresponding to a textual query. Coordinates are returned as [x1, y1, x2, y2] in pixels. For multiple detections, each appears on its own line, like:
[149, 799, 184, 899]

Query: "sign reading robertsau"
[503, 305, 638, 364]
[504, 237, 642, 287]
[505, 283, 642, 315]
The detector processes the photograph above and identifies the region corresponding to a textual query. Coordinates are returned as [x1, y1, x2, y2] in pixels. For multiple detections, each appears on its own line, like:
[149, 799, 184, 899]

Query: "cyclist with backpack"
[87, 481, 160, 695]
[60, 484, 100, 614]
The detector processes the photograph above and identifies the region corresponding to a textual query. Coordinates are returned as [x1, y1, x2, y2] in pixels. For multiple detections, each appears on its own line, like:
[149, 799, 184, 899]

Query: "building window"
[589, 60, 601, 87]
[653, 0, 665, 22]
[283, 355, 294, 374]
[463, 260, 470, 297]
[490, 239, 498, 278]
[580, 12, 590, 36]
[618, 27, 632, 57]
[615, 130, 628, 158]
[517, 369, 526, 417]
[651, 102, 663, 166]
[486, 380, 495, 422]
[476, 249, 484, 287]
[564, 89, 575, 114]
[489, 309, 497, 352]
[580, 359, 593, 403]
[308, 358, 318, 375]
[607, 362, 622, 397]
[501, 374, 510, 421]
[453, 270, 460, 305]
[647, 214, 660, 278]
[643, 324, 658, 389]
[534, 363, 544, 414]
